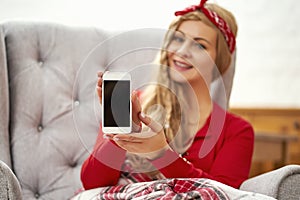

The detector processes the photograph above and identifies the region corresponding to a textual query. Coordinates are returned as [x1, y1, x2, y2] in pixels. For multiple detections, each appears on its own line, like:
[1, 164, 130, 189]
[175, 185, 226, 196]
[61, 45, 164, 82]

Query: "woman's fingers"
[97, 86, 102, 104]
[139, 112, 163, 133]
[129, 131, 156, 138]
[96, 71, 104, 104]
[97, 72, 103, 87]
[112, 134, 143, 143]
[97, 71, 103, 77]
[131, 91, 142, 132]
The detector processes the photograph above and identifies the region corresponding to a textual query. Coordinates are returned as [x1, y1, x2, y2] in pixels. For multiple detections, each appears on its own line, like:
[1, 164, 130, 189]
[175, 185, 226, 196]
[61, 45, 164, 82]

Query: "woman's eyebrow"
[175, 30, 185, 35]
[194, 37, 212, 45]
[176, 30, 212, 45]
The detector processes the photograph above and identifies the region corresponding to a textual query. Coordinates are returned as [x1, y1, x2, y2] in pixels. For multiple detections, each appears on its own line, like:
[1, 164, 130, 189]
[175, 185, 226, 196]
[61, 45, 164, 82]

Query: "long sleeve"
[204, 117, 254, 188]
[151, 111, 254, 189]
[81, 129, 126, 190]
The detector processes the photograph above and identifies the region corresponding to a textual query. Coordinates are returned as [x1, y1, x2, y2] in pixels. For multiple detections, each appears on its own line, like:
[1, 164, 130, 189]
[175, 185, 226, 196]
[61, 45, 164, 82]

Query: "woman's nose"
[176, 41, 192, 58]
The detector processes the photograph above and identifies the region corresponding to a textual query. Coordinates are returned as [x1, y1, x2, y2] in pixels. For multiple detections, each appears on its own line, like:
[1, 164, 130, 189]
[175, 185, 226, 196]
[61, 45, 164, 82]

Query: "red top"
[81, 103, 254, 190]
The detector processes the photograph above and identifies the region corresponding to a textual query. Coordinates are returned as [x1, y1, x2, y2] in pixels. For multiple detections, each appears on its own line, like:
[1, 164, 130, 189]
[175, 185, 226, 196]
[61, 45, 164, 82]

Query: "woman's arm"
[151, 117, 254, 189]
[80, 129, 126, 190]
[81, 72, 142, 190]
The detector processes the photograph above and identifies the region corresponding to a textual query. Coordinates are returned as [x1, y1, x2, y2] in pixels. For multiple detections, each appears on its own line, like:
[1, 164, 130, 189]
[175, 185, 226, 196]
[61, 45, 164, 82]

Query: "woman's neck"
[186, 79, 213, 128]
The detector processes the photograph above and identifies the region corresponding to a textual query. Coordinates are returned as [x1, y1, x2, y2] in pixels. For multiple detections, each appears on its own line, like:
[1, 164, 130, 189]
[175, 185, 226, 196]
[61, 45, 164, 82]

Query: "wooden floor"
[230, 107, 300, 177]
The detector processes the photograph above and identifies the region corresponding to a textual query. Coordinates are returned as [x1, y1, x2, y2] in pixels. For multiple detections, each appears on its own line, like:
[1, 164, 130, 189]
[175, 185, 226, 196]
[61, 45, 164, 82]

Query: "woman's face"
[167, 20, 217, 87]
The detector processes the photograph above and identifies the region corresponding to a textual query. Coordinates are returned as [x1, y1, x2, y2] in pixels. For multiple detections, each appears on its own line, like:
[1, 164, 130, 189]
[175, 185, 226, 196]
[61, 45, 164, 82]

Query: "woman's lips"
[173, 60, 193, 71]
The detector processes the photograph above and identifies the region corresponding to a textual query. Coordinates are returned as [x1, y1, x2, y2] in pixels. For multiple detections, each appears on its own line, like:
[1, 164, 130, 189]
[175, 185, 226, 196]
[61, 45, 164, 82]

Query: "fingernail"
[113, 137, 119, 141]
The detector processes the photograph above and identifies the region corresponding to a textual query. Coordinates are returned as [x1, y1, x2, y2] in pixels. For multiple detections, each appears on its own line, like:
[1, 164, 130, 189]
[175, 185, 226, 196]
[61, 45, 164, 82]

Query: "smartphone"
[102, 71, 132, 134]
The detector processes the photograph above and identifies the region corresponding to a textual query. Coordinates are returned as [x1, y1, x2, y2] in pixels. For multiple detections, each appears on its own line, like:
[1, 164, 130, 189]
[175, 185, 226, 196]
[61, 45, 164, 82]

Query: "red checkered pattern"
[97, 178, 229, 200]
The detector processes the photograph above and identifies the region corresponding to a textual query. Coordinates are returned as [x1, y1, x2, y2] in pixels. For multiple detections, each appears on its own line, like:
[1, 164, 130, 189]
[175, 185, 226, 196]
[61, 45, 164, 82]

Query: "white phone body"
[102, 71, 132, 134]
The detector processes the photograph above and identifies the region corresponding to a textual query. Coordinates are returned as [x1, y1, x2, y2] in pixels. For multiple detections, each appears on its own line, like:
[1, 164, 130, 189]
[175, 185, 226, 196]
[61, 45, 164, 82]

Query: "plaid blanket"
[74, 163, 275, 200]
[72, 178, 277, 200]
[93, 178, 228, 200]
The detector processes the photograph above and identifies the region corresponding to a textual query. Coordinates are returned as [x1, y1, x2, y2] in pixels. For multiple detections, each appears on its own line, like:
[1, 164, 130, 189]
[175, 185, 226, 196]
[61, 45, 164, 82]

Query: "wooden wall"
[230, 107, 300, 177]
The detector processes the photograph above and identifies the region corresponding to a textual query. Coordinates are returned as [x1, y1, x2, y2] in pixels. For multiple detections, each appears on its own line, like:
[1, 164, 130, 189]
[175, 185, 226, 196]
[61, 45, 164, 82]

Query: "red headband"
[175, 0, 236, 53]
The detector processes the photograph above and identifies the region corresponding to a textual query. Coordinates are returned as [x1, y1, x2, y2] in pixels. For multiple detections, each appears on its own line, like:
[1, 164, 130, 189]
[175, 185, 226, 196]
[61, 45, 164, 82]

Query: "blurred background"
[1, 0, 300, 176]
[1, 0, 300, 108]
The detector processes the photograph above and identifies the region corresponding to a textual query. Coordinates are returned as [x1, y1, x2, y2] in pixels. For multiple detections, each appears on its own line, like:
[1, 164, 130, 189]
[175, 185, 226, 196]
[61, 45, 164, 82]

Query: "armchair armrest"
[240, 165, 300, 199]
[0, 160, 22, 200]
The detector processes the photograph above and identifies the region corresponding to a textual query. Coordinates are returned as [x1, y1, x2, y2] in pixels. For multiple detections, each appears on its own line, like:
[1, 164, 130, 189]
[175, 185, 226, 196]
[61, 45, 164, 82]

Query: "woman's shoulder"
[225, 110, 252, 129]
[213, 103, 254, 134]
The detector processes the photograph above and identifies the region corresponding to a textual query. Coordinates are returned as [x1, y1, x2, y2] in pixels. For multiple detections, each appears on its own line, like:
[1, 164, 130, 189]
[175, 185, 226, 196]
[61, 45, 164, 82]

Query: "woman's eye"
[194, 42, 206, 50]
[172, 35, 184, 43]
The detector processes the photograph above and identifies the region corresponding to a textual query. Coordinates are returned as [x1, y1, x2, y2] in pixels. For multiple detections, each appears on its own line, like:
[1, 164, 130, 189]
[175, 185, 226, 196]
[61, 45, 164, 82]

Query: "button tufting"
[74, 100, 80, 106]
[35, 193, 40, 199]
[70, 162, 77, 168]
[38, 61, 44, 66]
[37, 125, 43, 132]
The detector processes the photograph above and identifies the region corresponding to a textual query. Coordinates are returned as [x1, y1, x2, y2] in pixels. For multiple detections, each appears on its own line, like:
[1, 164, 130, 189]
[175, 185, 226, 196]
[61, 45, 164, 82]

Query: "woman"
[81, 0, 254, 192]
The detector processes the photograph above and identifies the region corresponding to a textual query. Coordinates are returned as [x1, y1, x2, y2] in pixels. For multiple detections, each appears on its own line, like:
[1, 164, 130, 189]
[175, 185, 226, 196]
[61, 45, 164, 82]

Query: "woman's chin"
[169, 68, 191, 84]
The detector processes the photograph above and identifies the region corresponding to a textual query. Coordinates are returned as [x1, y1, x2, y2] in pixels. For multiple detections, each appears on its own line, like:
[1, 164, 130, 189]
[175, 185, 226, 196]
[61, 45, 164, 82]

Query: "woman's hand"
[106, 113, 170, 160]
[97, 71, 142, 132]
[96, 71, 104, 105]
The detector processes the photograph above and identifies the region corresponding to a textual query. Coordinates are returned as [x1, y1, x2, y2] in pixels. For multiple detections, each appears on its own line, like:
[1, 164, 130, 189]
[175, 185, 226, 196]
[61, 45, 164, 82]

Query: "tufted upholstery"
[0, 21, 166, 199]
[0, 21, 234, 199]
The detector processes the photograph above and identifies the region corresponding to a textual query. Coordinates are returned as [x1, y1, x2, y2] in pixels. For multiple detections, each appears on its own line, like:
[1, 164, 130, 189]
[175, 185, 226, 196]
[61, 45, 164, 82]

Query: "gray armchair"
[240, 165, 300, 199]
[0, 21, 299, 200]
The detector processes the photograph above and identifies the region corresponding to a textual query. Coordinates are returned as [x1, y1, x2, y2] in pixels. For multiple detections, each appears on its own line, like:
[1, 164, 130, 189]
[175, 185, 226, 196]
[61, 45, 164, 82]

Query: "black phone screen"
[103, 80, 130, 127]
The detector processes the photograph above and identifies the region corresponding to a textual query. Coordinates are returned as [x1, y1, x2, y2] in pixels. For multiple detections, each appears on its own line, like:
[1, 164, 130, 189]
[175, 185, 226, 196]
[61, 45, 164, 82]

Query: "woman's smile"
[172, 59, 193, 71]
[167, 20, 217, 85]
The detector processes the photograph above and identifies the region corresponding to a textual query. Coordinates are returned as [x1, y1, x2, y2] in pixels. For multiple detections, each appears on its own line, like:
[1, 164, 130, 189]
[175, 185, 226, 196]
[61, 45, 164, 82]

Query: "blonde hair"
[143, 3, 238, 148]
[125, 3, 238, 176]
